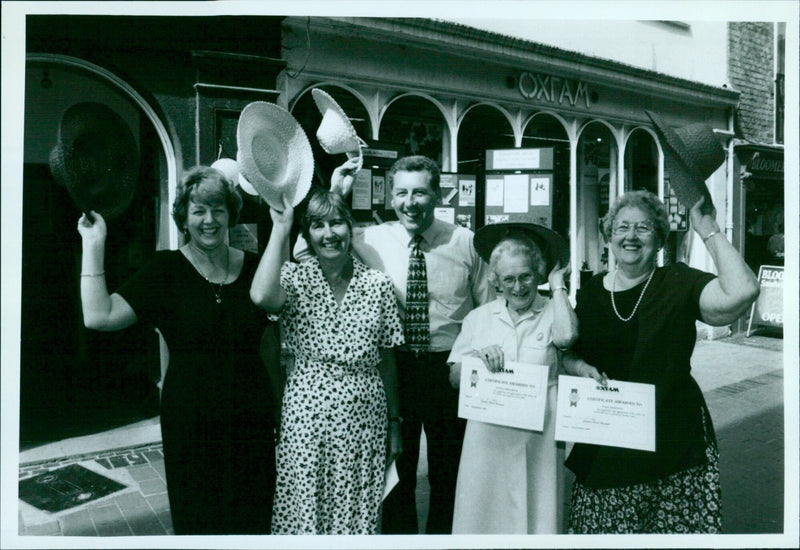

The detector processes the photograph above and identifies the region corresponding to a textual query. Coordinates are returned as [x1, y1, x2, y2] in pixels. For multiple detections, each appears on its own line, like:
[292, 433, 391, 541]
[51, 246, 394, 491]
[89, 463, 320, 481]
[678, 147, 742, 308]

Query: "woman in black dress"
[563, 191, 759, 533]
[78, 166, 280, 534]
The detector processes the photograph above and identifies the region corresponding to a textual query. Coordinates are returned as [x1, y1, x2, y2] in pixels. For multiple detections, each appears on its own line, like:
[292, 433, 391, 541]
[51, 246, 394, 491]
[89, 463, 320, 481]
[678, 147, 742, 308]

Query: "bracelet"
[702, 231, 719, 243]
[388, 416, 403, 425]
[551, 286, 568, 293]
[80, 271, 105, 278]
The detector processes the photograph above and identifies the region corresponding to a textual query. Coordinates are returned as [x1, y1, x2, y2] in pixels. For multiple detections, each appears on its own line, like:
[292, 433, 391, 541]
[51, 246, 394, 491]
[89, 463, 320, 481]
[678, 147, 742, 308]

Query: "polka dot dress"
[271, 257, 404, 534]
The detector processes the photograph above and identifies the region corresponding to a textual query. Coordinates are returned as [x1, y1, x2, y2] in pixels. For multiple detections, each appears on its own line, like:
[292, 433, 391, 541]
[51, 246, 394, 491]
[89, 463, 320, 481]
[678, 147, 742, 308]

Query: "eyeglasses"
[612, 221, 655, 236]
[500, 273, 536, 289]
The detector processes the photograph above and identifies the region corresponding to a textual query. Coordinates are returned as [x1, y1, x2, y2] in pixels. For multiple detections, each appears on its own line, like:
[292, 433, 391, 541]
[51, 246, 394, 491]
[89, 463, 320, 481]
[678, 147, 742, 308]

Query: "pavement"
[14, 332, 790, 538]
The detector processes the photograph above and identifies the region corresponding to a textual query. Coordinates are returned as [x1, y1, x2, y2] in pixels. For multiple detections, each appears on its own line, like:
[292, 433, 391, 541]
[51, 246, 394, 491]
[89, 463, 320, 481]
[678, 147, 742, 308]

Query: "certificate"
[458, 356, 549, 431]
[554, 375, 655, 452]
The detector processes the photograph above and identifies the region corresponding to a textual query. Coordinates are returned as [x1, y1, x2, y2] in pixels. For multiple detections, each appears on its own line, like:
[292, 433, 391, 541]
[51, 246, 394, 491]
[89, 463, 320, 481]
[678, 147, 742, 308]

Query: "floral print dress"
[271, 257, 404, 534]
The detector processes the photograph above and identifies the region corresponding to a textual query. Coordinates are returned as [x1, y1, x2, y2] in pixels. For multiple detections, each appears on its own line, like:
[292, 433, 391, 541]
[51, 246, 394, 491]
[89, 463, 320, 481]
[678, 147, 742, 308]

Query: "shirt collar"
[490, 293, 547, 323]
[401, 218, 441, 247]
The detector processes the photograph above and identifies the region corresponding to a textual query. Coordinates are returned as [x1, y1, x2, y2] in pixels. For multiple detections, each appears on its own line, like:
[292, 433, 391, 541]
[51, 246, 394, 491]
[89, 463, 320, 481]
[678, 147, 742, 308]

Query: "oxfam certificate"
[554, 375, 655, 452]
[458, 356, 549, 431]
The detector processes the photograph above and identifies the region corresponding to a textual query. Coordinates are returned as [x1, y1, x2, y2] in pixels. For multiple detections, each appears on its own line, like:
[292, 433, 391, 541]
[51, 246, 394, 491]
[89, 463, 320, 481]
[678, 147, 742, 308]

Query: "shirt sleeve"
[680, 263, 717, 320]
[378, 273, 405, 348]
[447, 309, 477, 364]
[270, 260, 300, 322]
[468, 235, 495, 307]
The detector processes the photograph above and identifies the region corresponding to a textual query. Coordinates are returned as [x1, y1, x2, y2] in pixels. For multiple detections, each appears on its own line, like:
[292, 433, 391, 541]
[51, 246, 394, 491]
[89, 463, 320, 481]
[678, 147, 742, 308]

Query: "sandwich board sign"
[747, 265, 783, 336]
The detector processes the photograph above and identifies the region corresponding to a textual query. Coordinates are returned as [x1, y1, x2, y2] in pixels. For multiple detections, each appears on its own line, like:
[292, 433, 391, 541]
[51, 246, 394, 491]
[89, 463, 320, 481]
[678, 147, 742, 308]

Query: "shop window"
[380, 95, 448, 166]
[577, 123, 617, 277]
[523, 113, 571, 242]
[624, 129, 658, 194]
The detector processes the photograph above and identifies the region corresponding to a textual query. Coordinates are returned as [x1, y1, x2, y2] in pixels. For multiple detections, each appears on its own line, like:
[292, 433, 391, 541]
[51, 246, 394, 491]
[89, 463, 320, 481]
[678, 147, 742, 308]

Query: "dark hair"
[601, 190, 669, 246]
[488, 235, 546, 287]
[300, 189, 355, 252]
[172, 166, 242, 237]
[388, 155, 441, 196]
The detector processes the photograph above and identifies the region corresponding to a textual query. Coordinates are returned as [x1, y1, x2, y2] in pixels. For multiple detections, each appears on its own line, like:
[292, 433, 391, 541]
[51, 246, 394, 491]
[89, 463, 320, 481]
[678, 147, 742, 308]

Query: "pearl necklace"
[611, 268, 654, 322]
[189, 244, 229, 304]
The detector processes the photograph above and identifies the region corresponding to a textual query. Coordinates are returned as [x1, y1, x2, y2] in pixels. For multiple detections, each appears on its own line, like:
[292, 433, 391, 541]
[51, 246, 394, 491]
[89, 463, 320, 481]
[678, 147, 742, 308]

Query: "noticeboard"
[747, 265, 783, 335]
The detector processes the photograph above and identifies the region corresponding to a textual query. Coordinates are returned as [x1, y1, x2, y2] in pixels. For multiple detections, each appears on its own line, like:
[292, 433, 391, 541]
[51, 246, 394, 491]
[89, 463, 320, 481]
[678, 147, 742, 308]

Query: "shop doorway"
[20, 57, 166, 448]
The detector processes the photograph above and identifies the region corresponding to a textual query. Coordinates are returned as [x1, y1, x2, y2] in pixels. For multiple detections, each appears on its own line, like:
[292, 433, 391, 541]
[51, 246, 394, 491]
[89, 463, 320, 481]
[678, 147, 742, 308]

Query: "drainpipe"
[726, 108, 736, 243]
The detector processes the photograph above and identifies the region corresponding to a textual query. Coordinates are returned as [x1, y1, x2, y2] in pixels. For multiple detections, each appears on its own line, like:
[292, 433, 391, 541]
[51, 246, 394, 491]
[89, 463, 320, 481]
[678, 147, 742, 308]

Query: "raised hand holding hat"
[646, 111, 725, 216]
[236, 101, 314, 209]
[49, 102, 139, 221]
[311, 88, 367, 195]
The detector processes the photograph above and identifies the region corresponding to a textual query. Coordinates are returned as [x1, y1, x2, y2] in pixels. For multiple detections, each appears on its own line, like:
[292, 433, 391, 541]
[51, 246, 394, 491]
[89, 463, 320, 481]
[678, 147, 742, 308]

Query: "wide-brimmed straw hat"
[646, 111, 725, 215]
[474, 218, 569, 279]
[210, 157, 258, 196]
[311, 88, 367, 169]
[49, 102, 139, 220]
[236, 101, 314, 209]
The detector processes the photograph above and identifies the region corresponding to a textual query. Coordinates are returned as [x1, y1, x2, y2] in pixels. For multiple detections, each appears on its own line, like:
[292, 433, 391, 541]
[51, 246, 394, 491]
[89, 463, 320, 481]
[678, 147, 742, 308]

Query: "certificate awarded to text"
[458, 356, 549, 431]
[554, 375, 655, 452]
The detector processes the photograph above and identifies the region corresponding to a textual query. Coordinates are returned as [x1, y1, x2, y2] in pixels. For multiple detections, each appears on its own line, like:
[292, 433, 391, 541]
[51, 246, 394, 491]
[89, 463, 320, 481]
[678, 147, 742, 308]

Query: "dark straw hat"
[474, 219, 569, 278]
[49, 102, 139, 220]
[646, 110, 725, 215]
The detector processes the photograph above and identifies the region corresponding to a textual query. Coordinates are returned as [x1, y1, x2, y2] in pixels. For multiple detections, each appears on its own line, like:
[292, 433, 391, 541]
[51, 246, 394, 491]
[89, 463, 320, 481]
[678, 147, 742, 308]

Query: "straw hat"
[474, 218, 569, 280]
[311, 88, 367, 170]
[49, 102, 139, 220]
[236, 101, 314, 209]
[210, 158, 258, 196]
[646, 111, 725, 215]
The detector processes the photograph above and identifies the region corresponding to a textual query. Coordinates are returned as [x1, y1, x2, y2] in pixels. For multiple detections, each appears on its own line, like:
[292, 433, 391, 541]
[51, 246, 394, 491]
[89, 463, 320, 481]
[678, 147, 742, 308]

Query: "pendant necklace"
[610, 268, 654, 322]
[190, 244, 229, 304]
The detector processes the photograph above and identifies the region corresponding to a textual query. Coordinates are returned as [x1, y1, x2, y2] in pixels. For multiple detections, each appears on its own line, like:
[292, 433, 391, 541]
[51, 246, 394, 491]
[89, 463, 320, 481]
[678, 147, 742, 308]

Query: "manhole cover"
[19, 463, 127, 513]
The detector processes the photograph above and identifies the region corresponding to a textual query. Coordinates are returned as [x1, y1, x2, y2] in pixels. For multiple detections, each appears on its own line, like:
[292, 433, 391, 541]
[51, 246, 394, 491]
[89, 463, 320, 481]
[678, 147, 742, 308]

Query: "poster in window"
[372, 174, 385, 205]
[486, 177, 504, 207]
[459, 178, 476, 206]
[530, 176, 550, 206]
[503, 174, 529, 213]
[351, 169, 372, 210]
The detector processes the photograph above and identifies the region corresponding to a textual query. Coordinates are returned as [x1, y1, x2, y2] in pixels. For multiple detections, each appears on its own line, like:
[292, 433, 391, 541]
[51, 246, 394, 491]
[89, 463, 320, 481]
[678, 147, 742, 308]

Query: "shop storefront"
[279, 17, 741, 293]
[733, 143, 784, 334]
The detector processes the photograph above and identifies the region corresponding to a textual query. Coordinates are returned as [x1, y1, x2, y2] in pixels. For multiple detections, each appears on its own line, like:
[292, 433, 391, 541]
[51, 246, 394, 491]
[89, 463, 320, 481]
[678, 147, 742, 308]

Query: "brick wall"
[728, 22, 776, 143]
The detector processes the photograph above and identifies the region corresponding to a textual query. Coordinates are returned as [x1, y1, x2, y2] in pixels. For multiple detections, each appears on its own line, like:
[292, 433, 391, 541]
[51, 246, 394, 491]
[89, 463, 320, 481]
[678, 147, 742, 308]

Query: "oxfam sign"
[518, 72, 592, 108]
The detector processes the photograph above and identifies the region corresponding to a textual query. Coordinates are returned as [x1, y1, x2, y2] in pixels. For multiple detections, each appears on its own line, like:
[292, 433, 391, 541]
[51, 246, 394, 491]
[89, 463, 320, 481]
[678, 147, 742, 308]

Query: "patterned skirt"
[568, 417, 721, 534]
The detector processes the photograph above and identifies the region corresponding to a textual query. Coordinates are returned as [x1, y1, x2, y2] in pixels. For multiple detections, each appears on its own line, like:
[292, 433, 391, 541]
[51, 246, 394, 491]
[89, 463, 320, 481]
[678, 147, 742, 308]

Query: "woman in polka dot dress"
[251, 189, 404, 534]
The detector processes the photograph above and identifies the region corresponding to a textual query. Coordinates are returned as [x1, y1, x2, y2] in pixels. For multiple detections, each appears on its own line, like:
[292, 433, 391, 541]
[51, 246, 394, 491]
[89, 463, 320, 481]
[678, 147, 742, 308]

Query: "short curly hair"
[172, 166, 242, 237]
[487, 235, 546, 289]
[601, 190, 669, 247]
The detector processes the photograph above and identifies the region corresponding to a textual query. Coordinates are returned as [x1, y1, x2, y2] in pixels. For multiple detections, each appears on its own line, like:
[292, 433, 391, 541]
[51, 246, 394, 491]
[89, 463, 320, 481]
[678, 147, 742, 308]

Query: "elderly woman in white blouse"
[448, 222, 577, 534]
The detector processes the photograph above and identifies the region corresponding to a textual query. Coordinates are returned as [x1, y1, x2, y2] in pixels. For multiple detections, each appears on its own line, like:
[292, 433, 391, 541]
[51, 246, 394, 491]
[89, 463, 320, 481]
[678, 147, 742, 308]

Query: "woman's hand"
[269, 194, 294, 230]
[579, 363, 608, 385]
[690, 196, 719, 241]
[547, 260, 570, 290]
[477, 344, 504, 372]
[330, 157, 361, 196]
[77, 211, 107, 245]
[387, 421, 403, 464]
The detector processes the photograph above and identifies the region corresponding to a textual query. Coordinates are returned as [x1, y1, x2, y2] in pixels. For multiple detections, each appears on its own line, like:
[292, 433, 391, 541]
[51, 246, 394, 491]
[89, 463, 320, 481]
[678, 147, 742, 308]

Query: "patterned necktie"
[405, 234, 430, 353]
